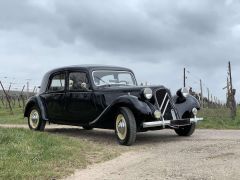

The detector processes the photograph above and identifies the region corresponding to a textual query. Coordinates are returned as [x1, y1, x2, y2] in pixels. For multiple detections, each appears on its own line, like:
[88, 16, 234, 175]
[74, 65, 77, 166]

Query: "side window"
[49, 73, 65, 92]
[69, 72, 90, 91]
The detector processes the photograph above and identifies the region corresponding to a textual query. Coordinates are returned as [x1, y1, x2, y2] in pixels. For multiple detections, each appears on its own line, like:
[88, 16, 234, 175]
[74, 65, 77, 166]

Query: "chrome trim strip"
[162, 99, 169, 117]
[190, 118, 203, 122]
[143, 120, 170, 128]
[159, 93, 168, 111]
[171, 109, 177, 120]
[143, 117, 203, 128]
[89, 105, 111, 125]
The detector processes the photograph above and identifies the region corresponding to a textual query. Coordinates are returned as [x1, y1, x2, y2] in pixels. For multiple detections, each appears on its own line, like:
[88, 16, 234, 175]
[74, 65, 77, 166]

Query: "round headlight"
[143, 88, 153, 99]
[192, 108, 198, 116]
[181, 87, 189, 97]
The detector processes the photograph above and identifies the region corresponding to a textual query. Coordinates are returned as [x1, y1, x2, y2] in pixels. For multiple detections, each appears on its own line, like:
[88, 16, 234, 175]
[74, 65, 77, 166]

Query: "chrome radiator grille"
[155, 89, 176, 120]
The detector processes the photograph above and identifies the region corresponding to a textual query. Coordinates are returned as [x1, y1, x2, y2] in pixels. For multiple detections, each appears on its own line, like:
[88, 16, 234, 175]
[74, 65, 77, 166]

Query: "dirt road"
[1, 125, 240, 180]
[64, 129, 240, 180]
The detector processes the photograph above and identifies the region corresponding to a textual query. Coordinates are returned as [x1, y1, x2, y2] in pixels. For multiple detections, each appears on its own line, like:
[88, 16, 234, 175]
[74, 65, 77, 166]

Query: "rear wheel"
[28, 106, 46, 131]
[115, 107, 136, 146]
[174, 113, 195, 136]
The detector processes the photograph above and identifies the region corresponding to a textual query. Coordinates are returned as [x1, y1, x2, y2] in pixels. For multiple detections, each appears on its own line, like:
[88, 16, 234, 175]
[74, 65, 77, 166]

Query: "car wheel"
[174, 113, 196, 136]
[115, 107, 136, 146]
[82, 126, 93, 130]
[28, 106, 46, 131]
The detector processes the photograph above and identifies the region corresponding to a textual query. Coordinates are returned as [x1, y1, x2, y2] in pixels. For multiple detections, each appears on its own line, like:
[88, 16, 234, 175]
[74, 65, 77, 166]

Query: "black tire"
[115, 107, 137, 146]
[28, 106, 46, 131]
[174, 113, 196, 136]
[82, 126, 93, 130]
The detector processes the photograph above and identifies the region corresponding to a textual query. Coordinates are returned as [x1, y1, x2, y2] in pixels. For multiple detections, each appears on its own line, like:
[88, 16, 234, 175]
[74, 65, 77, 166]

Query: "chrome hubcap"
[116, 114, 127, 140]
[29, 110, 39, 129]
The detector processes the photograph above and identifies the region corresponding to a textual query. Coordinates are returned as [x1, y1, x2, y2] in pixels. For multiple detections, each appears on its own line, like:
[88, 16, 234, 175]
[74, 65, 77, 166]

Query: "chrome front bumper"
[142, 117, 203, 128]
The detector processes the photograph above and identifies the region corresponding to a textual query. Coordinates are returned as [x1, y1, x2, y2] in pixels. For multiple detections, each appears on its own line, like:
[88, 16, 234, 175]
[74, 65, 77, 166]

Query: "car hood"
[94, 85, 170, 107]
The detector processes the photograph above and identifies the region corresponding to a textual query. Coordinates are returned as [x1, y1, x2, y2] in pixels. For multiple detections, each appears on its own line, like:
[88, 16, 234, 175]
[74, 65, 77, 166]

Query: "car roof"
[39, 65, 134, 93]
[47, 64, 133, 74]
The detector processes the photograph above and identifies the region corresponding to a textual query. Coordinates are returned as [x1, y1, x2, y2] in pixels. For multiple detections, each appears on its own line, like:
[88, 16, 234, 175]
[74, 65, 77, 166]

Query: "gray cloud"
[0, 0, 240, 101]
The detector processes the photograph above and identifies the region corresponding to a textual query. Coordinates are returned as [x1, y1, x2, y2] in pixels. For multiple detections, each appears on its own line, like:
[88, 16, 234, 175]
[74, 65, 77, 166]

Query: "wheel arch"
[174, 95, 200, 118]
[24, 96, 48, 121]
[90, 95, 153, 129]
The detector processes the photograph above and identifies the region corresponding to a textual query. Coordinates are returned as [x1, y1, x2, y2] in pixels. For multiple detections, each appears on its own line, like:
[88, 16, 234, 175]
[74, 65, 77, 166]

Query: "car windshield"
[93, 70, 137, 87]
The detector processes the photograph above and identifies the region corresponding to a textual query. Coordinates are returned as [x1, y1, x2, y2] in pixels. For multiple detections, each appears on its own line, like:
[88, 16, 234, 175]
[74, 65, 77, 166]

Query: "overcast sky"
[0, 0, 240, 102]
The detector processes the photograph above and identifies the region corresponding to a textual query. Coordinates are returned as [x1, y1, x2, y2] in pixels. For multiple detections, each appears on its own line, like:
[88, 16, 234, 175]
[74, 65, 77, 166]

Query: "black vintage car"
[24, 65, 203, 145]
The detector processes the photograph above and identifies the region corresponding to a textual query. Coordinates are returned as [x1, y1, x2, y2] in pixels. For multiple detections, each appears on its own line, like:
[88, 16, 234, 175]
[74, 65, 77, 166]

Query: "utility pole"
[183, 68, 186, 87]
[227, 77, 230, 107]
[207, 88, 210, 108]
[200, 79, 203, 108]
[229, 62, 233, 95]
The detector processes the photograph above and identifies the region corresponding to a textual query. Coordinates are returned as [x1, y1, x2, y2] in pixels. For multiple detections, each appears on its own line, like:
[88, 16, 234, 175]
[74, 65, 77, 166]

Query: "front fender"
[90, 95, 155, 126]
[24, 95, 48, 121]
[173, 95, 200, 118]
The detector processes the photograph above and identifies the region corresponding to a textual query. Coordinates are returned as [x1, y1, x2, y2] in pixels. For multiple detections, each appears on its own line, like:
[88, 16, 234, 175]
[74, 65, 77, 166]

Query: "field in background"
[0, 128, 120, 179]
[0, 107, 25, 124]
[198, 107, 240, 129]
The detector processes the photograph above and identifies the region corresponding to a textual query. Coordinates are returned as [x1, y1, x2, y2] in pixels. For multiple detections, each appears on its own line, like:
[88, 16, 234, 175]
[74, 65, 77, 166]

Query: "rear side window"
[69, 72, 90, 91]
[49, 73, 65, 92]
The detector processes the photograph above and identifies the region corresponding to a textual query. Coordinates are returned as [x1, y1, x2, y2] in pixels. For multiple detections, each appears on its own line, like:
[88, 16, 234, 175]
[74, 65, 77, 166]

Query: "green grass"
[0, 107, 25, 124]
[198, 107, 240, 129]
[0, 128, 119, 180]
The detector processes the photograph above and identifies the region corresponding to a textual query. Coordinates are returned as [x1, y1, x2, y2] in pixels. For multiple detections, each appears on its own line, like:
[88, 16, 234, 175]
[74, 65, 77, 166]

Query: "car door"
[65, 71, 97, 124]
[41, 71, 66, 122]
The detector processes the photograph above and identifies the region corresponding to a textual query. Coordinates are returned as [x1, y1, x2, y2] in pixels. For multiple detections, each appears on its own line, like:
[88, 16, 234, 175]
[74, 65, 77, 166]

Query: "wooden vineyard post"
[0, 81, 13, 115]
[20, 85, 26, 110]
[228, 62, 236, 118]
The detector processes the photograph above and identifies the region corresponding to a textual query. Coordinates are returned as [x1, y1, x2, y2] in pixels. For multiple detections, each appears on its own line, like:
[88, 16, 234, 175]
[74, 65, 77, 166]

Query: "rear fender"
[24, 96, 48, 121]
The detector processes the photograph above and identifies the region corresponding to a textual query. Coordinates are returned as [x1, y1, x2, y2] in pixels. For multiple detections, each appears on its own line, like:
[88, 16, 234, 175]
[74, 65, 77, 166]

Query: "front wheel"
[28, 106, 46, 131]
[115, 107, 137, 146]
[174, 123, 196, 136]
[174, 112, 196, 136]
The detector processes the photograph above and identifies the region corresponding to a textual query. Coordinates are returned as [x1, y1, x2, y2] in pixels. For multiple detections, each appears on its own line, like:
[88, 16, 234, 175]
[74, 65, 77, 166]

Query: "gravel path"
[1, 124, 240, 180]
[65, 129, 240, 180]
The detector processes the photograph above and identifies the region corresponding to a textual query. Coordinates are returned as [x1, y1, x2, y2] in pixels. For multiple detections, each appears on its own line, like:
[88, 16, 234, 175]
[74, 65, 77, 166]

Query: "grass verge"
[0, 107, 25, 124]
[198, 107, 240, 129]
[0, 128, 119, 179]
